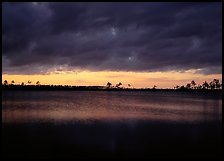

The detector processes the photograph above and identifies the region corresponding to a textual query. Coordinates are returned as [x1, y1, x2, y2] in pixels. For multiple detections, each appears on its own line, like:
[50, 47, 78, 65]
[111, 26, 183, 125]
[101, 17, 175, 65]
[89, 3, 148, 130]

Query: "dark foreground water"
[2, 91, 222, 159]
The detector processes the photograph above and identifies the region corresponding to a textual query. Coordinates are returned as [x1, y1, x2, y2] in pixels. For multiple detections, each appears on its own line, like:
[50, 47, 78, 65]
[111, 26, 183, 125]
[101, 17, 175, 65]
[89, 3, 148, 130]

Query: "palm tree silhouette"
[107, 82, 112, 88]
[3, 80, 8, 86]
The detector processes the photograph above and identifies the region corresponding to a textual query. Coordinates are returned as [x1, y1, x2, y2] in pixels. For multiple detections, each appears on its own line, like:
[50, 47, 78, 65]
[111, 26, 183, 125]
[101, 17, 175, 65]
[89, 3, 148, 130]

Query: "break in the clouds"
[2, 2, 222, 74]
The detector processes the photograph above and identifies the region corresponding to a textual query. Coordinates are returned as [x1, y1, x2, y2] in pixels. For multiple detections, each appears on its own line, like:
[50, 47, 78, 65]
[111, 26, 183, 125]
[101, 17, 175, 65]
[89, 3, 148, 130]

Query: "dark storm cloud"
[2, 2, 222, 74]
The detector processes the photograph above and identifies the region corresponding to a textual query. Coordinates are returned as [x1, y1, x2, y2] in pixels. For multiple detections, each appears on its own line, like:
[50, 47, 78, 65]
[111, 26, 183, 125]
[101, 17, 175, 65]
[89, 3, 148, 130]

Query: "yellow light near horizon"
[2, 70, 222, 89]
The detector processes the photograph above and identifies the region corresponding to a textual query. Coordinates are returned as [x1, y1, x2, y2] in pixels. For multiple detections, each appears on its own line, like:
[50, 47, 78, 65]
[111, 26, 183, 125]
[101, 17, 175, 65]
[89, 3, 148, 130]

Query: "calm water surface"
[2, 91, 222, 123]
[2, 91, 222, 159]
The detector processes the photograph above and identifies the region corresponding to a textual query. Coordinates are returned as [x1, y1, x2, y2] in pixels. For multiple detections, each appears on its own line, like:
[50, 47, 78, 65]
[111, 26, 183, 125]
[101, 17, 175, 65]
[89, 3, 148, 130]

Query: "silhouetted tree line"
[174, 79, 222, 90]
[1, 79, 222, 91]
[106, 82, 124, 89]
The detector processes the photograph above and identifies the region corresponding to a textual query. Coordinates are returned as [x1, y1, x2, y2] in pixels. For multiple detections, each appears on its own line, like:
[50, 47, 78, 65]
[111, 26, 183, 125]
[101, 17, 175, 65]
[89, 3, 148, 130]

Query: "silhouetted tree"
[174, 85, 179, 89]
[28, 80, 32, 85]
[186, 83, 191, 89]
[191, 80, 196, 89]
[10, 80, 15, 85]
[213, 79, 221, 89]
[107, 82, 112, 88]
[197, 84, 202, 89]
[180, 85, 185, 89]
[116, 82, 122, 88]
[209, 81, 215, 90]
[3, 80, 8, 86]
[36, 81, 40, 86]
[152, 85, 157, 89]
[21, 82, 25, 86]
[202, 81, 209, 89]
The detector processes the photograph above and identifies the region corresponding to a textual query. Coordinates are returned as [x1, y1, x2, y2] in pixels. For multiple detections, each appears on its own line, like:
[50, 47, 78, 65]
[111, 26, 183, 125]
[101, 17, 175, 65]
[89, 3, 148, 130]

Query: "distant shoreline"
[1, 85, 222, 93]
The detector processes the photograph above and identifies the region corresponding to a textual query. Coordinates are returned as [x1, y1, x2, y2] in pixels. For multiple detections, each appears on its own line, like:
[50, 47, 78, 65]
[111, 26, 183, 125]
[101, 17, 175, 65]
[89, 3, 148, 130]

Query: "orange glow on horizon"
[2, 70, 222, 89]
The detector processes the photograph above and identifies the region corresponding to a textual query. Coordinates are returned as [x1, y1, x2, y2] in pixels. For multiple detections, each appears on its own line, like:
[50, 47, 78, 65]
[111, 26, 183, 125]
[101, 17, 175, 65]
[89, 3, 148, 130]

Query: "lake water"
[2, 91, 222, 159]
[2, 91, 222, 123]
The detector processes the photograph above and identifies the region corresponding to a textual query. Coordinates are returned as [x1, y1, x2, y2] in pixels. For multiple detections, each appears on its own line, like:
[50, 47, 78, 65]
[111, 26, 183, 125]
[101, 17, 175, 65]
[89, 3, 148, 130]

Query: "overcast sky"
[2, 2, 222, 75]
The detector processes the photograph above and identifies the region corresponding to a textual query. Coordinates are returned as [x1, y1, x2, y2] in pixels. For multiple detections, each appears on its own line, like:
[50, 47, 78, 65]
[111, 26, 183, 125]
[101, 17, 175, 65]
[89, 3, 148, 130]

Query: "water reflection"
[2, 91, 222, 124]
[2, 91, 222, 159]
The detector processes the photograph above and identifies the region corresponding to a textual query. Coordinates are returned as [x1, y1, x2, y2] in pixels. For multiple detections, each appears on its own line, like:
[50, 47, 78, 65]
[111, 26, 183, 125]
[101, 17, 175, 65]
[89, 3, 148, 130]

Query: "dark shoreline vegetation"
[1, 85, 223, 93]
[2, 79, 222, 92]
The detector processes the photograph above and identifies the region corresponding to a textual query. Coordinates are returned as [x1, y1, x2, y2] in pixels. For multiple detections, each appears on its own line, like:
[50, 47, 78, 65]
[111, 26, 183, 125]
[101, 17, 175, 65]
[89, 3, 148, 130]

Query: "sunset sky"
[2, 2, 222, 88]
